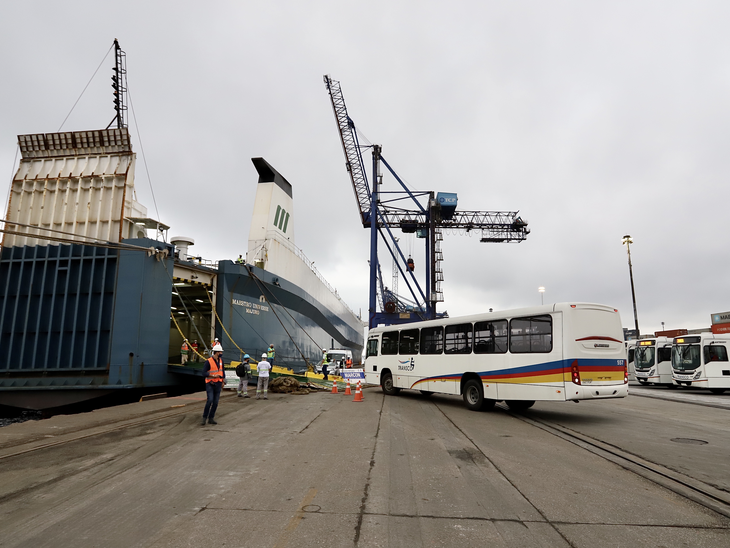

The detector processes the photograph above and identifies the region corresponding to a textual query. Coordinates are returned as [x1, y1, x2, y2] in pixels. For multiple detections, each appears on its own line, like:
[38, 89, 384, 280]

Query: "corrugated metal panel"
[17, 129, 131, 158]
[3, 128, 140, 248]
[0, 244, 117, 372]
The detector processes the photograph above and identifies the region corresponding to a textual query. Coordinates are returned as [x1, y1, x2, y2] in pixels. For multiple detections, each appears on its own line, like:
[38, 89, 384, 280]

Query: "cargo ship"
[0, 65, 363, 410]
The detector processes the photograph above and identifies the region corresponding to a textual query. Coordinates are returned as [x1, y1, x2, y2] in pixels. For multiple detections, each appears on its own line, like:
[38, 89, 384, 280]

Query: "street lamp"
[538, 286, 545, 305]
[622, 235, 640, 337]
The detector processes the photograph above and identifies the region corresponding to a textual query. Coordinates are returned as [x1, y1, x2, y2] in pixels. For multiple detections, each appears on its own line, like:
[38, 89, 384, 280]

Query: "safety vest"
[181, 342, 189, 352]
[267, 348, 275, 358]
[206, 356, 224, 383]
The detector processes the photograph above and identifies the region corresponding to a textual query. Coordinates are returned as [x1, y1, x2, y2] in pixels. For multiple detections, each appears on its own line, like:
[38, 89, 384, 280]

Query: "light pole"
[538, 286, 545, 305]
[622, 235, 640, 337]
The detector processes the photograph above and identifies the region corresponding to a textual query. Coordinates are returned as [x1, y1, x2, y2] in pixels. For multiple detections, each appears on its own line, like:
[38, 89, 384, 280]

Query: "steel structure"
[324, 75, 530, 328]
[108, 39, 128, 130]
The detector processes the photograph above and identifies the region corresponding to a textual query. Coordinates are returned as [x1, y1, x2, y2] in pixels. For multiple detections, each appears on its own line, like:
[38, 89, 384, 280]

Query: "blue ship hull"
[0, 240, 363, 410]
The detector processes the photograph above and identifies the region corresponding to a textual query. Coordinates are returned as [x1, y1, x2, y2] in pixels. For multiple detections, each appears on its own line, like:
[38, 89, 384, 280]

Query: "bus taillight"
[624, 361, 628, 384]
[571, 360, 581, 385]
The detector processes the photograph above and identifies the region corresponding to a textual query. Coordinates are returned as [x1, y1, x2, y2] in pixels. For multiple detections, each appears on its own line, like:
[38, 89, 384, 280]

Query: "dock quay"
[1, 384, 729, 547]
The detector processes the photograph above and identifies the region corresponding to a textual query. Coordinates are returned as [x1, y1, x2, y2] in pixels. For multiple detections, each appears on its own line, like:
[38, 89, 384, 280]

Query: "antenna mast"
[109, 39, 128, 129]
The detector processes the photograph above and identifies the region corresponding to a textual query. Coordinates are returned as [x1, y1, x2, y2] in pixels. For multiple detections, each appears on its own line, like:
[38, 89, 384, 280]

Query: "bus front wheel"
[463, 379, 488, 411]
[382, 372, 400, 396]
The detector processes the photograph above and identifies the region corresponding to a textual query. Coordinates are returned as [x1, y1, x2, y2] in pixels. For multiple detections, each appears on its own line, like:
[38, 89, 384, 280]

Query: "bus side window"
[704, 345, 729, 363]
[510, 315, 552, 353]
[366, 338, 379, 358]
[628, 348, 635, 363]
[474, 320, 508, 354]
[399, 329, 419, 354]
[382, 332, 399, 355]
[445, 323, 472, 354]
[420, 326, 443, 354]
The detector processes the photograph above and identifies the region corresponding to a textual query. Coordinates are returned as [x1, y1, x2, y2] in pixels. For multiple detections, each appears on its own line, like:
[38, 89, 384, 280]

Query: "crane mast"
[324, 75, 530, 328]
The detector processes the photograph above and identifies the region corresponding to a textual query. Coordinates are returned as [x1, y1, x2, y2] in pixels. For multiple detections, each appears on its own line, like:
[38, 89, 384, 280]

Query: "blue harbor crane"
[324, 75, 530, 329]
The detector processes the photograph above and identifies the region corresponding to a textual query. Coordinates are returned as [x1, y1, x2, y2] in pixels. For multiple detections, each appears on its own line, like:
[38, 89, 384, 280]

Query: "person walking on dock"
[236, 354, 251, 398]
[267, 344, 275, 366]
[322, 352, 329, 381]
[202, 343, 225, 425]
[191, 340, 199, 362]
[256, 353, 271, 400]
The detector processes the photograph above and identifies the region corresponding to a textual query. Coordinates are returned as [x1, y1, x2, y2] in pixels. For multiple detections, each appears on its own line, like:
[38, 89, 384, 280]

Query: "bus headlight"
[694, 371, 702, 380]
[649, 368, 655, 376]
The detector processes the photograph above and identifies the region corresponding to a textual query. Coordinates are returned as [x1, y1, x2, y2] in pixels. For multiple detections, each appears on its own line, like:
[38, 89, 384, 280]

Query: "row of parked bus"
[627, 333, 730, 394]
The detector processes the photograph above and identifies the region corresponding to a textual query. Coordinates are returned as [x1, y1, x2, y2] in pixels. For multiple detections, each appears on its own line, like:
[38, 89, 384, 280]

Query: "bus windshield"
[672, 344, 701, 371]
[635, 347, 655, 370]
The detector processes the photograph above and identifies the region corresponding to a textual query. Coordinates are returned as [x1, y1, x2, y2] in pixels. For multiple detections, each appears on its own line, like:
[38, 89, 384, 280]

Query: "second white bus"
[634, 337, 673, 386]
[672, 333, 730, 394]
[364, 303, 628, 411]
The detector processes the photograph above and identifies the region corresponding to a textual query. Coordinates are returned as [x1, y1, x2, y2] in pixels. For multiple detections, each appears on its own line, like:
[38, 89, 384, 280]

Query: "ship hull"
[0, 244, 363, 410]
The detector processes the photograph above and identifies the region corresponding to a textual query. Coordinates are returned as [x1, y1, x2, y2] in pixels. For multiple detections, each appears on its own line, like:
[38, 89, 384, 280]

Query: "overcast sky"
[1, 1, 729, 335]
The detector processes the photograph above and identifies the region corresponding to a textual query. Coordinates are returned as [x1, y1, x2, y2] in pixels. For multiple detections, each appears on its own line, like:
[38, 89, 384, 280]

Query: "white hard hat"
[262, 353, 267, 358]
[212, 343, 224, 352]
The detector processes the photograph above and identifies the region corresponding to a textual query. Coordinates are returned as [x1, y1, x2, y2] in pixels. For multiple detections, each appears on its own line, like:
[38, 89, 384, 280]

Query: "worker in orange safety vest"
[181, 340, 189, 364]
[202, 343, 225, 426]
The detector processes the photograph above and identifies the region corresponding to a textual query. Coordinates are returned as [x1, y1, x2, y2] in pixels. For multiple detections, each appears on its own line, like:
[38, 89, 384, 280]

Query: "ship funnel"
[247, 158, 295, 268]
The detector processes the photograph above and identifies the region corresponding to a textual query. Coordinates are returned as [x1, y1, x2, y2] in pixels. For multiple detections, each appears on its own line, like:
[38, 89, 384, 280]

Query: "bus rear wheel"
[506, 400, 535, 412]
[463, 379, 493, 411]
[710, 388, 726, 395]
[381, 372, 400, 396]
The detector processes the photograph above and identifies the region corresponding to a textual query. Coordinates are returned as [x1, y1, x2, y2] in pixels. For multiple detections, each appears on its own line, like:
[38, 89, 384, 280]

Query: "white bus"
[364, 303, 628, 411]
[634, 337, 673, 386]
[626, 340, 637, 382]
[672, 333, 730, 394]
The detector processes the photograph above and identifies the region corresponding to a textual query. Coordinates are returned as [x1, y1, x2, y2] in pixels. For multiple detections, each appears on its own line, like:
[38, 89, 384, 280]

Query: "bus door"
[364, 336, 380, 385]
[394, 328, 419, 391]
[703, 340, 730, 387]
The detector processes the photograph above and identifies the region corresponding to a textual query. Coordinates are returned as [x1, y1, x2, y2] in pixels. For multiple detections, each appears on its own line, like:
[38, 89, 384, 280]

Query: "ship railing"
[264, 231, 360, 321]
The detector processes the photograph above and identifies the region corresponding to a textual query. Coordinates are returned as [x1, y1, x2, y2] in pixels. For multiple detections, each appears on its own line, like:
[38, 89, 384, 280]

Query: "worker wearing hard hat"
[256, 352, 272, 400]
[236, 354, 252, 398]
[202, 343, 225, 425]
[267, 344, 275, 366]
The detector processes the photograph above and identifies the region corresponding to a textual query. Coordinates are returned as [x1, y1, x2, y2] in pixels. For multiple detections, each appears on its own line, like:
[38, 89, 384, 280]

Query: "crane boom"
[323, 75, 372, 226]
[323, 74, 530, 327]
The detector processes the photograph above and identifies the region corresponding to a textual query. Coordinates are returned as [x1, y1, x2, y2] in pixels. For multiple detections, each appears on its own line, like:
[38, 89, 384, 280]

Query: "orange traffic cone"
[331, 379, 338, 394]
[353, 380, 363, 402]
[344, 379, 352, 395]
